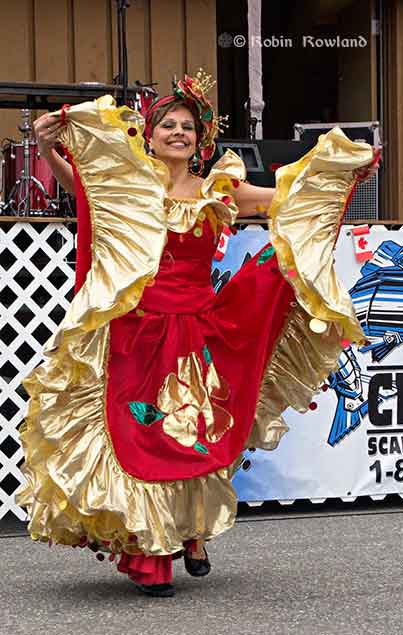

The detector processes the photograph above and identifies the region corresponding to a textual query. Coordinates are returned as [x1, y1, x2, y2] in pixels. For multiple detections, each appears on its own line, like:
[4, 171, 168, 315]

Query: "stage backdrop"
[213, 225, 403, 503]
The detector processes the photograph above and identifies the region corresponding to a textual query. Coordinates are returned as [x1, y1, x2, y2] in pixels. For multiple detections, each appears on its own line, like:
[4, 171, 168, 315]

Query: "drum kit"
[0, 109, 74, 218]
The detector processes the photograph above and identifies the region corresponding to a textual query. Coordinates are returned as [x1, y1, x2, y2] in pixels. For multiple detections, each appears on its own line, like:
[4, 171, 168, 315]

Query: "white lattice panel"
[0, 221, 75, 520]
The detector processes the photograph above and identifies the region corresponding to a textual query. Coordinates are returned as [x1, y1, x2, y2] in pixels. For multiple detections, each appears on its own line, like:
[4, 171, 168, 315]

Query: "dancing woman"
[17, 71, 378, 597]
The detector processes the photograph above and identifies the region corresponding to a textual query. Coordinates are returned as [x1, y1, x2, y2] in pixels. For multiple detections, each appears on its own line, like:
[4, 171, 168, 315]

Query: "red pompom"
[127, 127, 137, 137]
[96, 553, 105, 561]
[231, 178, 240, 189]
[308, 402, 318, 410]
[222, 195, 232, 205]
[287, 268, 297, 278]
[321, 384, 329, 392]
[341, 338, 351, 348]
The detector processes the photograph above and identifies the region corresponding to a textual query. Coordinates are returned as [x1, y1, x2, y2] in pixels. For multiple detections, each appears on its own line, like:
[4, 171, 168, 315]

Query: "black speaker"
[206, 138, 313, 188]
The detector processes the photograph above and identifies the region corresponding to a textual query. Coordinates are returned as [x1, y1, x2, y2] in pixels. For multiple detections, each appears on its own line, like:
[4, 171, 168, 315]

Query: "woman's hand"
[354, 146, 382, 182]
[33, 113, 65, 159]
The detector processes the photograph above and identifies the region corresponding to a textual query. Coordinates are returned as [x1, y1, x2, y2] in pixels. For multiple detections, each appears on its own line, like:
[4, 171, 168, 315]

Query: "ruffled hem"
[16, 315, 240, 556]
[16, 465, 237, 556]
[249, 305, 342, 449]
[17, 355, 238, 557]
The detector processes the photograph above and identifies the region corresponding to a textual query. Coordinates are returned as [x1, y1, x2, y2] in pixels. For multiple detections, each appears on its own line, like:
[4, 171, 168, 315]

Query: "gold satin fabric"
[158, 352, 234, 448]
[269, 126, 371, 344]
[16, 96, 244, 556]
[250, 127, 372, 449]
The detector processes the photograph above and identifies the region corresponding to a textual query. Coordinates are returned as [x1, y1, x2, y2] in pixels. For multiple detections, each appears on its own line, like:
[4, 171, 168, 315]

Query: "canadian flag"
[352, 225, 374, 262]
[213, 225, 232, 261]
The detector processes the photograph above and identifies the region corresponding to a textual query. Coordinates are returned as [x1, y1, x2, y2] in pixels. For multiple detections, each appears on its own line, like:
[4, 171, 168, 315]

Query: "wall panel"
[150, 0, 185, 97]
[73, 0, 112, 83]
[185, 0, 218, 109]
[0, 1, 35, 154]
[34, 0, 72, 83]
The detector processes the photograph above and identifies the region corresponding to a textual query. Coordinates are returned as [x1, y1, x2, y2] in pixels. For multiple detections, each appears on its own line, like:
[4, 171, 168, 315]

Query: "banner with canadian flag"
[211, 225, 403, 503]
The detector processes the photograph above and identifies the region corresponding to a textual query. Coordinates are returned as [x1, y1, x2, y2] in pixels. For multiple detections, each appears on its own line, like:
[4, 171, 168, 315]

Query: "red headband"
[144, 96, 177, 144]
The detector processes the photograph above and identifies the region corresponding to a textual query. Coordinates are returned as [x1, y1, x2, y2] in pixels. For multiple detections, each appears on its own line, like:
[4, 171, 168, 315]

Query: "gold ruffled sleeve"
[200, 148, 246, 224]
[249, 127, 373, 450]
[53, 95, 169, 337]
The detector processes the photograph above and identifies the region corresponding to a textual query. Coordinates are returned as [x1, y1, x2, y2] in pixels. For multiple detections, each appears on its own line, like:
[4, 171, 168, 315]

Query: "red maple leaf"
[358, 237, 368, 249]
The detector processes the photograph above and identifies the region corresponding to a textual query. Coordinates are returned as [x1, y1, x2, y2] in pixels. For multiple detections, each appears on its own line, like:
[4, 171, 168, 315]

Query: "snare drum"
[1, 140, 57, 210]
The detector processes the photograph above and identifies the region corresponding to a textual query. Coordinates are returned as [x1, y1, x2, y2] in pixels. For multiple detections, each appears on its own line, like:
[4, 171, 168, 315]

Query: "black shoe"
[135, 582, 175, 597]
[184, 547, 211, 577]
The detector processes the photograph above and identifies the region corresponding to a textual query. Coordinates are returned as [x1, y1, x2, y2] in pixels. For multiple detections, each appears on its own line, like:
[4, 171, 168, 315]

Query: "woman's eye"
[161, 121, 194, 130]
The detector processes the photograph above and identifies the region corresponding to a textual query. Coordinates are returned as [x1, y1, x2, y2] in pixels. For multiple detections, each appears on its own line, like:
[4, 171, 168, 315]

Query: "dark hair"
[149, 98, 202, 141]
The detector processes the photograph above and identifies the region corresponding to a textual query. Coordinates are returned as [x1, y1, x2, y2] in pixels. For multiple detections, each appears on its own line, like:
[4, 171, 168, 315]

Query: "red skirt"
[105, 222, 294, 482]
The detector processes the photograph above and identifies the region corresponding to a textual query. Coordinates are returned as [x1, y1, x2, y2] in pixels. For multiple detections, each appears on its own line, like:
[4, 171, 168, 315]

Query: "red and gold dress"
[16, 96, 373, 574]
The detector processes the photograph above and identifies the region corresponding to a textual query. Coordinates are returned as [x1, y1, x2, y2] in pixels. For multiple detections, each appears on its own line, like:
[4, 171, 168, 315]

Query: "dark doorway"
[216, 0, 376, 141]
[216, 0, 249, 138]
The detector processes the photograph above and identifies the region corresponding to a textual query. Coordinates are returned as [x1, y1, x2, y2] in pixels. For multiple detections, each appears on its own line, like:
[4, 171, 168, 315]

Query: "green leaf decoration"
[194, 441, 209, 455]
[202, 109, 213, 121]
[257, 245, 275, 265]
[202, 345, 212, 365]
[128, 402, 165, 426]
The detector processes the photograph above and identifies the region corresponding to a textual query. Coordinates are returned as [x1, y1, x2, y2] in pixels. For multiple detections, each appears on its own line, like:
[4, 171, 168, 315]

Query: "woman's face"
[150, 105, 197, 162]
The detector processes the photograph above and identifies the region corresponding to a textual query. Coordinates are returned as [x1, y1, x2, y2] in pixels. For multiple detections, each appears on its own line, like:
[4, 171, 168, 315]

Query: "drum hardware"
[1, 109, 62, 217]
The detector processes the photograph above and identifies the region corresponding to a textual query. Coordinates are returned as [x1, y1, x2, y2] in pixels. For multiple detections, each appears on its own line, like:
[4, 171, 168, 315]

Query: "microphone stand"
[115, 0, 131, 106]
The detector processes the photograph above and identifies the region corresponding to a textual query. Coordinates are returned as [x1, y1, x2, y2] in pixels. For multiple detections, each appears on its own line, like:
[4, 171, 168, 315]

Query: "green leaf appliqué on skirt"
[128, 402, 165, 426]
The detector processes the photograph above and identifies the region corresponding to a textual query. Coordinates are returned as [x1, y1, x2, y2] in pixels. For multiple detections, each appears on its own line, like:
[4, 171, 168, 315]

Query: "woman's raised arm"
[34, 113, 75, 195]
[232, 180, 275, 218]
[232, 146, 380, 219]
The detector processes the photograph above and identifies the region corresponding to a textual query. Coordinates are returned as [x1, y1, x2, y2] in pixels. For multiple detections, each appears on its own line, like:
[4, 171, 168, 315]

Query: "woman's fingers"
[34, 113, 61, 127]
[33, 115, 63, 137]
[33, 114, 64, 156]
[35, 121, 63, 136]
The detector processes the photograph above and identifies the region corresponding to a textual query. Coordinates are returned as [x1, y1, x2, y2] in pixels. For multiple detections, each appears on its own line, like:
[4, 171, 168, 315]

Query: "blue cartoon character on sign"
[327, 239, 403, 446]
[351, 240, 403, 362]
[326, 347, 370, 446]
